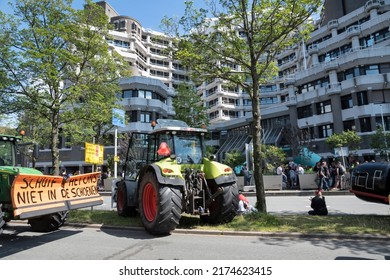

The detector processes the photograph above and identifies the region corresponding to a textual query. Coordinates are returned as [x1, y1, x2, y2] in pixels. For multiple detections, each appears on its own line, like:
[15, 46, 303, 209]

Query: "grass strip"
[68, 210, 390, 236]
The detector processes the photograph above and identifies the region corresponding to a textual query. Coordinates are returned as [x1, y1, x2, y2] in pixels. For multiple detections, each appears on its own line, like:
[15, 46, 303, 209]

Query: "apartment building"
[212, 0, 390, 164]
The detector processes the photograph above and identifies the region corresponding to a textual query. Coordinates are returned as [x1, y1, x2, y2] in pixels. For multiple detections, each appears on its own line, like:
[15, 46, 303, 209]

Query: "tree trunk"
[50, 111, 60, 175]
[251, 85, 267, 213]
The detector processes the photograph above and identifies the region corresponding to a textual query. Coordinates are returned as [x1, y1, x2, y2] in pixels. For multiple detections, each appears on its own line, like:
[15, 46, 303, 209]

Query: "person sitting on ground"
[237, 192, 257, 214]
[308, 190, 328, 216]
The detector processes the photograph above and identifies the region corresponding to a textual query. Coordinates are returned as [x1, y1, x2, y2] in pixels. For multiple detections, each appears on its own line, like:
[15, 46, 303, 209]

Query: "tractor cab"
[148, 119, 206, 165]
[0, 135, 20, 166]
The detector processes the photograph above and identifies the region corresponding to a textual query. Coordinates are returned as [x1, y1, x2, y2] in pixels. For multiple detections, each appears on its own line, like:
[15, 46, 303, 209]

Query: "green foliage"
[223, 149, 245, 168]
[162, 0, 322, 212]
[0, 0, 130, 174]
[325, 130, 361, 151]
[370, 129, 390, 160]
[172, 83, 208, 128]
[261, 144, 286, 173]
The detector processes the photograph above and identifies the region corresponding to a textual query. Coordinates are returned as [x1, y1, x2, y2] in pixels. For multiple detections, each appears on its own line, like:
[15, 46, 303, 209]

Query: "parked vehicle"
[114, 119, 239, 235]
[0, 133, 103, 234]
[350, 162, 390, 205]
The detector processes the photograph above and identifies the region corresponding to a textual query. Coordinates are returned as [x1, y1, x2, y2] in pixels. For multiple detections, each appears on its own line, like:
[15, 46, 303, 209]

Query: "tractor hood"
[0, 166, 43, 176]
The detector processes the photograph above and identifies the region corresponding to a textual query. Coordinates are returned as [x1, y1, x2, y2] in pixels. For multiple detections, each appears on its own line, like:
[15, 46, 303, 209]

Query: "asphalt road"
[1, 222, 390, 260]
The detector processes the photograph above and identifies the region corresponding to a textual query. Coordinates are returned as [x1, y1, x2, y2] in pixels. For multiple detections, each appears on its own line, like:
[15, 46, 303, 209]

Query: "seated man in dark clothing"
[308, 190, 328, 216]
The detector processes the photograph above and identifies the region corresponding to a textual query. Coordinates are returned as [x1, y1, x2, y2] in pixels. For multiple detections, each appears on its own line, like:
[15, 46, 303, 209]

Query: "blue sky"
[0, 0, 204, 32]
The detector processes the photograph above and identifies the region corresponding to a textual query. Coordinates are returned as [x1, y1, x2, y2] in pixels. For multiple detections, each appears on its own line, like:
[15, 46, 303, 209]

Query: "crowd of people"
[275, 159, 349, 191]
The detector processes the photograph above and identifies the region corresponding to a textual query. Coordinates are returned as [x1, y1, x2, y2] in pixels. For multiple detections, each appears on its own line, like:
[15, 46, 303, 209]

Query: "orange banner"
[11, 172, 103, 219]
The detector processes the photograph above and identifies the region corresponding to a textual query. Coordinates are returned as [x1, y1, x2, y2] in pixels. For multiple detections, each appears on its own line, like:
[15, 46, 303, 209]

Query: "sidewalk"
[98, 189, 353, 197]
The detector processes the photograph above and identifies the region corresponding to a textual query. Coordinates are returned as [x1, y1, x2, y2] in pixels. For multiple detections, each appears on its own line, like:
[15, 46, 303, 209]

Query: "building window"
[359, 117, 372, 132]
[356, 91, 368, 106]
[343, 120, 355, 131]
[375, 116, 390, 131]
[362, 65, 379, 75]
[340, 94, 353, 109]
[318, 124, 333, 138]
[297, 104, 312, 119]
[122, 90, 132, 98]
[316, 100, 332, 115]
[140, 112, 151, 123]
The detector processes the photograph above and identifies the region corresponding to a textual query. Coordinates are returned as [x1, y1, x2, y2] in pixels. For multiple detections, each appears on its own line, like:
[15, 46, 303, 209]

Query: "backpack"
[339, 165, 345, 175]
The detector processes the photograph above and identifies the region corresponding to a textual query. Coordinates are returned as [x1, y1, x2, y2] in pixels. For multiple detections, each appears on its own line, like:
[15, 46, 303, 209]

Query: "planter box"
[298, 173, 318, 190]
[264, 175, 283, 190]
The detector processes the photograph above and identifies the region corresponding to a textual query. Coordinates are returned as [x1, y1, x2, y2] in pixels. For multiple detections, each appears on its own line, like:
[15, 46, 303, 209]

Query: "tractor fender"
[141, 164, 185, 187]
[214, 173, 237, 186]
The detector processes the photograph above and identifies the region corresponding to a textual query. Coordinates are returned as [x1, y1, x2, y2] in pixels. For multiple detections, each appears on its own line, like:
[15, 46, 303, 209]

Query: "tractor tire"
[0, 204, 5, 234]
[116, 184, 136, 217]
[202, 183, 239, 224]
[138, 172, 182, 235]
[28, 211, 69, 232]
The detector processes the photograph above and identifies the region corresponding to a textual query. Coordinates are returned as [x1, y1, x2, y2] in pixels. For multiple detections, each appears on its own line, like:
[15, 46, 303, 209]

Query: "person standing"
[318, 161, 330, 191]
[242, 164, 251, 186]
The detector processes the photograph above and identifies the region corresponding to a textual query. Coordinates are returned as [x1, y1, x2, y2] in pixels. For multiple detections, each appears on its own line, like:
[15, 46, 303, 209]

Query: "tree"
[223, 149, 245, 169]
[162, 0, 321, 212]
[370, 129, 390, 161]
[0, 0, 130, 175]
[261, 144, 286, 174]
[325, 130, 361, 151]
[172, 83, 208, 128]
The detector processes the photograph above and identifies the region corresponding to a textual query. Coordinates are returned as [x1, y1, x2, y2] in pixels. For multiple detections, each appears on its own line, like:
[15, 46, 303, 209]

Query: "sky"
[0, 0, 204, 32]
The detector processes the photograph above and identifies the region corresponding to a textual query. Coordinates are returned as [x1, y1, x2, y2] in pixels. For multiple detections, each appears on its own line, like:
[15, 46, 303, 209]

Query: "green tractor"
[0, 133, 102, 234]
[114, 119, 239, 235]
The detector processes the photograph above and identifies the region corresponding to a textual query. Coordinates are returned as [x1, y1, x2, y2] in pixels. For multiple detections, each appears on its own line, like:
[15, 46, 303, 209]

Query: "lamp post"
[380, 105, 389, 162]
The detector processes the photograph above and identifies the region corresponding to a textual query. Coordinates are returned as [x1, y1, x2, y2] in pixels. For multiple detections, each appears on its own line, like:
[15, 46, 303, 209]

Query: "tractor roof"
[0, 134, 22, 142]
[151, 119, 207, 134]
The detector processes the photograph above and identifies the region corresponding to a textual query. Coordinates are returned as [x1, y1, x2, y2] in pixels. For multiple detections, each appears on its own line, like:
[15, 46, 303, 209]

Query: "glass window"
[341, 95, 353, 109]
[343, 120, 356, 131]
[356, 91, 368, 106]
[375, 116, 390, 131]
[363, 65, 379, 75]
[140, 112, 151, 123]
[316, 100, 332, 115]
[297, 105, 313, 119]
[318, 124, 333, 138]
[359, 117, 372, 132]
[123, 90, 132, 98]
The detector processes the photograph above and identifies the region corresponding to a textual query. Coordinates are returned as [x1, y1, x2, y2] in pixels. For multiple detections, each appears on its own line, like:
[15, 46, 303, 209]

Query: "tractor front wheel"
[202, 183, 239, 224]
[28, 211, 69, 232]
[138, 172, 182, 235]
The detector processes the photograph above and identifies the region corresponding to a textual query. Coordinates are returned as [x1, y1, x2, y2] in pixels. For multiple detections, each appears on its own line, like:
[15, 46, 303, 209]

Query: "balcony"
[346, 25, 361, 38]
[327, 19, 339, 31]
[326, 83, 342, 95]
[364, 0, 384, 13]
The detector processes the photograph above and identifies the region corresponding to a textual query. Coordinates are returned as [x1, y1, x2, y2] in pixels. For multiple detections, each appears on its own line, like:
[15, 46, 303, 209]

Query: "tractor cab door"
[123, 133, 149, 181]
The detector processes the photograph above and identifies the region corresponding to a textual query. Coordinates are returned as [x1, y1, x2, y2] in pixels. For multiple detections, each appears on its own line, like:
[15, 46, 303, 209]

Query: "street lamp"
[380, 104, 389, 162]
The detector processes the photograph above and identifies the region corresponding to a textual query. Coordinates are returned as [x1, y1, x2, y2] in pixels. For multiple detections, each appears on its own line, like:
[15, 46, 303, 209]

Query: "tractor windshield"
[173, 133, 203, 164]
[0, 138, 16, 166]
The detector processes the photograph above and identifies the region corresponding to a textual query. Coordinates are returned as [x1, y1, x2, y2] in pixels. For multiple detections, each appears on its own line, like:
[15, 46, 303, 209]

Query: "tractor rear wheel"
[28, 211, 69, 232]
[202, 183, 239, 224]
[138, 172, 182, 235]
[116, 183, 136, 216]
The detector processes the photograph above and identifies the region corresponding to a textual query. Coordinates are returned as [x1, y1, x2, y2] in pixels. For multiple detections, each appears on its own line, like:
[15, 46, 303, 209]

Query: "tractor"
[0, 133, 103, 234]
[114, 119, 239, 235]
